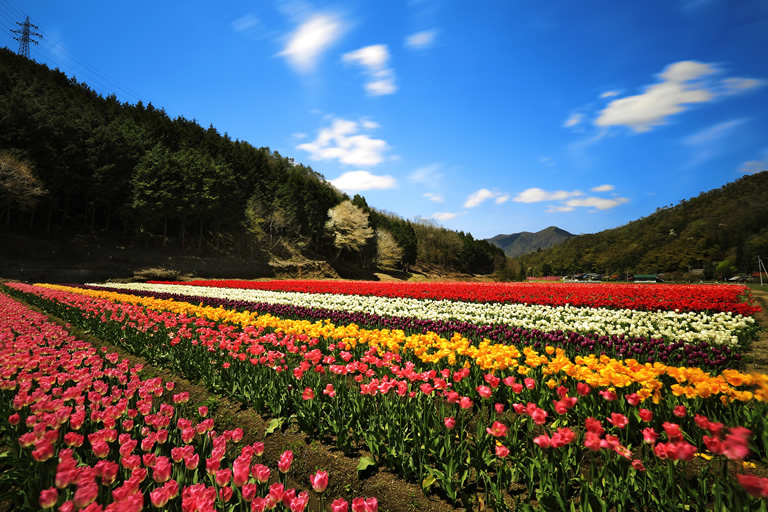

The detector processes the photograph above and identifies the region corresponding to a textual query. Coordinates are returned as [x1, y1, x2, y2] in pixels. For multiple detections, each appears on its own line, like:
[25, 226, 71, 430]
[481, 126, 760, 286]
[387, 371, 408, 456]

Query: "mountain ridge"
[487, 226, 574, 258]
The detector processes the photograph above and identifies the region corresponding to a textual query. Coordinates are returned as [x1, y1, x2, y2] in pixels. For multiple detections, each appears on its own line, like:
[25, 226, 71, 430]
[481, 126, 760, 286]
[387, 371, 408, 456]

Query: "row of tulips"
[20, 284, 762, 399]
[4, 282, 768, 511]
[0, 289, 378, 512]
[148, 279, 762, 315]
[80, 282, 756, 368]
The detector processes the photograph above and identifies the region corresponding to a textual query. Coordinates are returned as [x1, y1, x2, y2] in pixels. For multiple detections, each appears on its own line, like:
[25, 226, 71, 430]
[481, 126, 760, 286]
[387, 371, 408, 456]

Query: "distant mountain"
[487, 226, 574, 258]
[516, 171, 768, 279]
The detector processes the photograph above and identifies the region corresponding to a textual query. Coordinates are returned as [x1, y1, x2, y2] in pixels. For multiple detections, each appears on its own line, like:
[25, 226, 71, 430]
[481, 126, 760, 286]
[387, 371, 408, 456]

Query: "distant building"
[632, 274, 664, 283]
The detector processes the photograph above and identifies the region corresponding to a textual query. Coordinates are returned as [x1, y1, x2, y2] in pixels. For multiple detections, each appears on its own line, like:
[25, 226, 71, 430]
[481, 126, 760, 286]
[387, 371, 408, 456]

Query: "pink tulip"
[215, 468, 232, 487]
[252, 464, 270, 484]
[150, 487, 169, 508]
[278, 450, 293, 473]
[352, 497, 378, 512]
[242, 483, 258, 502]
[476, 385, 492, 399]
[39, 487, 58, 509]
[331, 498, 349, 512]
[486, 421, 508, 437]
[310, 470, 329, 492]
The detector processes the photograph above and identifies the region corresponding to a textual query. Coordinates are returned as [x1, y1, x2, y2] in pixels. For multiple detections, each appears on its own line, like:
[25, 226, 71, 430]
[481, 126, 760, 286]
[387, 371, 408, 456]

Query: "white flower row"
[87, 282, 755, 347]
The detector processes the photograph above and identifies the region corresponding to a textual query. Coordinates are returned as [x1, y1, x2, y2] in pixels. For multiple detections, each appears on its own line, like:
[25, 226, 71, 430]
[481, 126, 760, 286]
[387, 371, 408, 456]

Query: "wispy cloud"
[539, 157, 555, 167]
[563, 113, 584, 128]
[423, 192, 444, 203]
[682, 119, 745, 168]
[594, 60, 762, 133]
[553, 196, 629, 212]
[330, 170, 397, 192]
[431, 212, 458, 221]
[739, 149, 768, 174]
[342, 44, 397, 96]
[278, 14, 344, 73]
[408, 163, 442, 184]
[297, 117, 389, 166]
[405, 29, 437, 49]
[600, 90, 620, 98]
[513, 188, 583, 203]
[464, 189, 509, 208]
[232, 14, 260, 34]
[515, 186, 627, 213]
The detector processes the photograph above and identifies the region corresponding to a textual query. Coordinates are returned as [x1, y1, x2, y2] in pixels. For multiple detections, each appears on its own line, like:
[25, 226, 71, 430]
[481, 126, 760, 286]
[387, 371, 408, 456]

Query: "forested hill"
[488, 226, 574, 258]
[517, 171, 768, 279]
[0, 48, 504, 277]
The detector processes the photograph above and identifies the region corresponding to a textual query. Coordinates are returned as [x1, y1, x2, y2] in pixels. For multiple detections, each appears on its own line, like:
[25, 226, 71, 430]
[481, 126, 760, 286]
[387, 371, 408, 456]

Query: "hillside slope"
[517, 171, 768, 278]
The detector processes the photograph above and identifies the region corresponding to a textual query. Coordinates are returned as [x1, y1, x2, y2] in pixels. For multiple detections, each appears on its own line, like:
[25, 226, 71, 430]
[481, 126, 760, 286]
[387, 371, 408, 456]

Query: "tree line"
[0, 48, 506, 276]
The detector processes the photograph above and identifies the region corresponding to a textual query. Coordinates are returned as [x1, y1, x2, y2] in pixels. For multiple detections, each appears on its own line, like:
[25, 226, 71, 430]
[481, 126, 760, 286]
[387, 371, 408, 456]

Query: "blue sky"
[2, 1, 767, 239]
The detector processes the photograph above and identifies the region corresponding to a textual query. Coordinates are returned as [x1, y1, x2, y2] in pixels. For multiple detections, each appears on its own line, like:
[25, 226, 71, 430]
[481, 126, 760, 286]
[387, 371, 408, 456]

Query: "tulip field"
[1, 279, 767, 511]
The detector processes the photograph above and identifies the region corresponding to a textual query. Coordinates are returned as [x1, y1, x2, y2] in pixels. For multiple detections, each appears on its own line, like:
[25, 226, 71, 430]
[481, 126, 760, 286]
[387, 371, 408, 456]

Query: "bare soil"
[745, 288, 768, 374]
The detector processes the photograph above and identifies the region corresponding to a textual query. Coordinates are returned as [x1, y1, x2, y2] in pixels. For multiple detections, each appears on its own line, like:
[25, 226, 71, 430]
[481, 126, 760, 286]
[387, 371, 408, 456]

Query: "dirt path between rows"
[746, 288, 768, 374]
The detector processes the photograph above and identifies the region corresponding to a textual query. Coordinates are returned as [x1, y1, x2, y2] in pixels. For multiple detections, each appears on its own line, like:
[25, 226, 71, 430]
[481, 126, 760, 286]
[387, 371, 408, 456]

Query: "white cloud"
[330, 170, 397, 192]
[423, 192, 444, 203]
[405, 29, 437, 49]
[594, 61, 762, 133]
[563, 113, 584, 128]
[562, 196, 629, 211]
[278, 14, 343, 73]
[515, 186, 627, 212]
[291, 132, 307, 140]
[361, 119, 380, 130]
[342, 44, 397, 96]
[600, 90, 620, 98]
[464, 188, 509, 208]
[408, 164, 442, 184]
[513, 188, 583, 203]
[431, 212, 458, 221]
[297, 118, 389, 166]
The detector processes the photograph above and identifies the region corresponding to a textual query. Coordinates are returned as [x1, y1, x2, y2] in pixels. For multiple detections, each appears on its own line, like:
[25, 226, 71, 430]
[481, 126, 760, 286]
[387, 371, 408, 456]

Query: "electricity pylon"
[12, 16, 42, 59]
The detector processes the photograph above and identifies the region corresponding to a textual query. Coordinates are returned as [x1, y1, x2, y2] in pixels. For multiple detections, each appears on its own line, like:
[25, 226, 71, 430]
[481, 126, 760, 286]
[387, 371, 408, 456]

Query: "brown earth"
[745, 288, 768, 374]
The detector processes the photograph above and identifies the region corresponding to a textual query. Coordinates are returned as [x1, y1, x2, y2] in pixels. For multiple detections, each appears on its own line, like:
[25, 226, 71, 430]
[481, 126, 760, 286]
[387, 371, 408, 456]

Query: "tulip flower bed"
[3, 281, 768, 511]
[149, 279, 762, 316]
[80, 282, 757, 369]
[0, 290, 377, 511]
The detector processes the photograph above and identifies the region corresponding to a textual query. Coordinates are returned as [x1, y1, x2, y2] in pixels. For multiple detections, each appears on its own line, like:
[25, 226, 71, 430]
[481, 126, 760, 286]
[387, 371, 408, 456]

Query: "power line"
[0, 1, 180, 118]
[0, 2, 148, 107]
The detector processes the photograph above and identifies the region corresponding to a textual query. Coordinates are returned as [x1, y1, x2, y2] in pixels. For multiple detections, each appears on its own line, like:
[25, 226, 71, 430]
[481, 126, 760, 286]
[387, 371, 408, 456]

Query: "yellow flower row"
[38, 284, 768, 404]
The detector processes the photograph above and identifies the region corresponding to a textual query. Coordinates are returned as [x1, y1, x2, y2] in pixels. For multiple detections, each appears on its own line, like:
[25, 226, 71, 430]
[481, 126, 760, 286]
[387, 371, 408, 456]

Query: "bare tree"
[325, 200, 374, 261]
[0, 152, 46, 227]
[375, 228, 403, 269]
